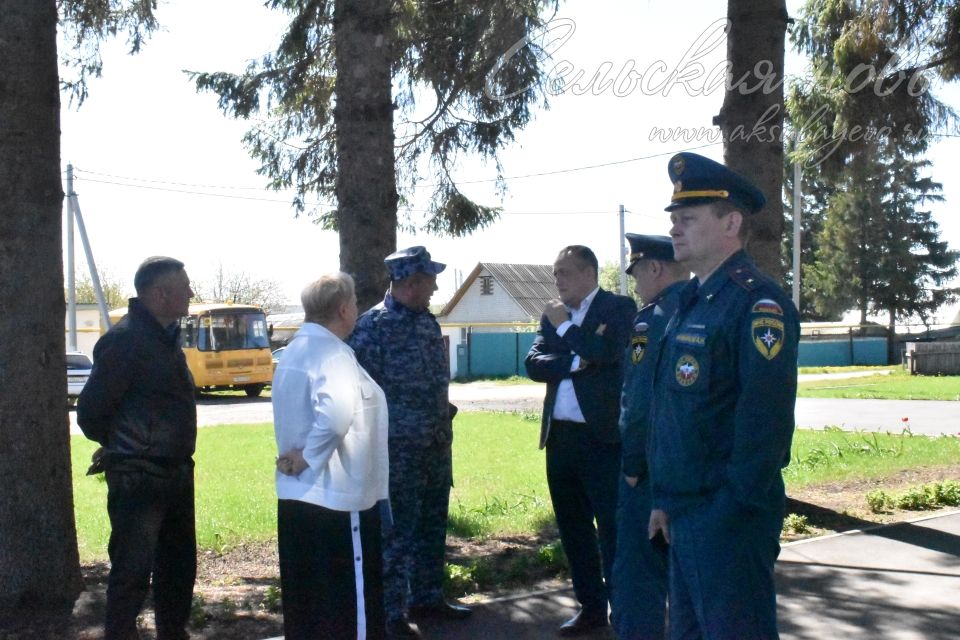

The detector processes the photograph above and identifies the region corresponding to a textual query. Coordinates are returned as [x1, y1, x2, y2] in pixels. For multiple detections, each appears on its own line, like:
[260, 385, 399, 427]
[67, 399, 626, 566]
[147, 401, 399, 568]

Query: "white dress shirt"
[551, 286, 600, 423]
[272, 322, 389, 512]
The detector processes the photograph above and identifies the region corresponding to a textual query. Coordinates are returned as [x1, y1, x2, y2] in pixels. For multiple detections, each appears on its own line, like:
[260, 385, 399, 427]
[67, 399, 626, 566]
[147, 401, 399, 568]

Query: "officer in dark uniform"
[647, 153, 799, 639]
[348, 246, 471, 639]
[610, 234, 688, 640]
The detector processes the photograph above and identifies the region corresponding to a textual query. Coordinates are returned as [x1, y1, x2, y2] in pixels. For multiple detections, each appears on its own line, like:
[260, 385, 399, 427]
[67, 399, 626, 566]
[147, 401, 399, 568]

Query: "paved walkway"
[68, 372, 959, 435]
[446, 379, 960, 436]
[411, 510, 960, 640]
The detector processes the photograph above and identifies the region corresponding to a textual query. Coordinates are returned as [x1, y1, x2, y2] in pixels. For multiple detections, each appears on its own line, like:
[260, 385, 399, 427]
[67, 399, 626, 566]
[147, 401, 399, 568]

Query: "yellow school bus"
[108, 303, 274, 396]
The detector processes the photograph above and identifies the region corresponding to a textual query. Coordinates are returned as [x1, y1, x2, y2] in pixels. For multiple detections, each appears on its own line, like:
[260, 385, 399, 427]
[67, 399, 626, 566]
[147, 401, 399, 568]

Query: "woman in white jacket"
[273, 272, 389, 640]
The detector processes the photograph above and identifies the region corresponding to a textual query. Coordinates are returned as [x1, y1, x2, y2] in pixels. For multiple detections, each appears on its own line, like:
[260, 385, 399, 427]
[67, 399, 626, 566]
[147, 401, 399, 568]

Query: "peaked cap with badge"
[384, 245, 446, 281]
[665, 152, 766, 214]
[624, 233, 675, 274]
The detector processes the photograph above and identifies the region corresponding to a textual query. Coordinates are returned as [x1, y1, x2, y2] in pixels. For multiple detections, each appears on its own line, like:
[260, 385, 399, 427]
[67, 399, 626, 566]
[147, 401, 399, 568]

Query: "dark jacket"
[648, 251, 799, 519]
[619, 279, 686, 479]
[77, 298, 197, 461]
[525, 288, 636, 449]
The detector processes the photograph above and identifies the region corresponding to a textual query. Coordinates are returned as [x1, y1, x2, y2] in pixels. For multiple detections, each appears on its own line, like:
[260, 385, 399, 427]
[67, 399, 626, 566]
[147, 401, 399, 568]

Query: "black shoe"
[386, 617, 422, 639]
[558, 608, 608, 637]
[408, 599, 473, 620]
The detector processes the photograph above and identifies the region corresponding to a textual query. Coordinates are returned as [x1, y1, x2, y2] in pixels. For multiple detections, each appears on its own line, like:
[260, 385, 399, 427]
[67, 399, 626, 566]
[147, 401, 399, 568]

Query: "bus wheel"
[244, 384, 265, 398]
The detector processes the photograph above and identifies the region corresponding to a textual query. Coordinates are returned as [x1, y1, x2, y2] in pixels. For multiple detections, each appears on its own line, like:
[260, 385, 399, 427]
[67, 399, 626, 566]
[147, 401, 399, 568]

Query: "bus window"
[180, 318, 196, 348]
[196, 312, 269, 351]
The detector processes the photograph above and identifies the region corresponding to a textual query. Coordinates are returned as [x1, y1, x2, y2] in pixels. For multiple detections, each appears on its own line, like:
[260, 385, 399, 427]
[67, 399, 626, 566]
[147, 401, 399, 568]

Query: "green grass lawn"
[71, 413, 960, 562]
[450, 375, 536, 386]
[797, 365, 896, 375]
[785, 427, 960, 486]
[72, 424, 279, 561]
[797, 367, 960, 400]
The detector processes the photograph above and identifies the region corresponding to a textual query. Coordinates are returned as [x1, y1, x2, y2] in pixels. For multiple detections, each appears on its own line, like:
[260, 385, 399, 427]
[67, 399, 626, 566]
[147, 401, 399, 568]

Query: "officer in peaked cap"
[348, 245, 471, 637]
[384, 245, 446, 281]
[646, 153, 799, 638]
[624, 233, 675, 273]
[610, 234, 688, 640]
[665, 151, 766, 214]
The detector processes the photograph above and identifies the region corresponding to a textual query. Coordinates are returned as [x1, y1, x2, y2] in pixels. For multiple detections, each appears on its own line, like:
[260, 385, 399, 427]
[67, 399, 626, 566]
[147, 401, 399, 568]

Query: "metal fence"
[448, 322, 960, 378]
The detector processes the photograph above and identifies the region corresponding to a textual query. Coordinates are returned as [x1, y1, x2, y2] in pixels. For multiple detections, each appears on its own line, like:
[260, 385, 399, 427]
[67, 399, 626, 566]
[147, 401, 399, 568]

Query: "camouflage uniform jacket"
[348, 292, 452, 448]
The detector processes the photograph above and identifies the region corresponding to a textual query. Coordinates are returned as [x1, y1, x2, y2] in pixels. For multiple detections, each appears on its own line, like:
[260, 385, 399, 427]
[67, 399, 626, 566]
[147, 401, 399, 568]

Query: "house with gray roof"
[438, 263, 556, 378]
[439, 262, 556, 327]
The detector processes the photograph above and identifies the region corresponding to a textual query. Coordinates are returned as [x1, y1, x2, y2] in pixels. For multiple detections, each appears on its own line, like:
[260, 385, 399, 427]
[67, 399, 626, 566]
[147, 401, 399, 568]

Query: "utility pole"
[618, 204, 627, 295]
[64, 163, 112, 352]
[66, 165, 77, 351]
[792, 138, 802, 313]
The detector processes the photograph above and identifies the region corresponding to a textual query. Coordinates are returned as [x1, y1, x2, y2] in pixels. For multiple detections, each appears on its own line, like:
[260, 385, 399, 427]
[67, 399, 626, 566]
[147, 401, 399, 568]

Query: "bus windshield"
[183, 310, 270, 352]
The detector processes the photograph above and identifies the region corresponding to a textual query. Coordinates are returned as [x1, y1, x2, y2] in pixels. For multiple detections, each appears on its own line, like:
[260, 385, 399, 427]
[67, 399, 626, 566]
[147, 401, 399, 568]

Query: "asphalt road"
[67, 379, 960, 436]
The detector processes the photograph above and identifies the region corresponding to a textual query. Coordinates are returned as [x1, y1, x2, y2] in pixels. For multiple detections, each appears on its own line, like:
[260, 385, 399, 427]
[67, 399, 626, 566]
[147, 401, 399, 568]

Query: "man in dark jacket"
[525, 245, 636, 637]
[78, 256, 197, 640]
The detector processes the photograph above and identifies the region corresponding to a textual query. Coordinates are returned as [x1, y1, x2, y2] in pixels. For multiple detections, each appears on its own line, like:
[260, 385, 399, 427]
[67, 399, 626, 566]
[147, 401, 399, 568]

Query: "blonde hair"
[301, 272, 356, 324]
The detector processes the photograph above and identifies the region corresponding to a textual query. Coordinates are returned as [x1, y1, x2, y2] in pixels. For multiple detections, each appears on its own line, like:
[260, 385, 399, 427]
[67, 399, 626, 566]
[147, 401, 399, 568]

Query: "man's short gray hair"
[134, 256, 185, 295]
[301, 272, 356, 323]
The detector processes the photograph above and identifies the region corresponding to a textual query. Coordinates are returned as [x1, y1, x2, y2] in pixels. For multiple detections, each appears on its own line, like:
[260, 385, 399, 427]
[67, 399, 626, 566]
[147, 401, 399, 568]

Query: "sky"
[59, 0, 960, 323]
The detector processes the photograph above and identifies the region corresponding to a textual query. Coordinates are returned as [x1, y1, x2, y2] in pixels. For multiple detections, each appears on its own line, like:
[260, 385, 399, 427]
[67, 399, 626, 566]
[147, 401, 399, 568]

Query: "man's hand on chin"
[544, 299, 568, 328]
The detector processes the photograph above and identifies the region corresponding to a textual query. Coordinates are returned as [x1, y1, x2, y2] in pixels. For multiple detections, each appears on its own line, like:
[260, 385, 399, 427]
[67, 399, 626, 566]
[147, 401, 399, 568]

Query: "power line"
[73, 168, 271, 191]
[431, 141, 722, 186]
[69, 131, 960, 198]
[73, 176, 662, 216]
[73, 178, 656, 217]
[69, 140, 722, 194]
[74, 176, 331, 206]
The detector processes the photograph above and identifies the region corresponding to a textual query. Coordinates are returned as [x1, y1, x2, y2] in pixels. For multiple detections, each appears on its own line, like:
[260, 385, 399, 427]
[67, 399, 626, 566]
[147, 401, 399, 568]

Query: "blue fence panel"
[798, 340, 851, 367]
[461, 333, 890, 375]
[798, 337, 889, 367]
[852, 337, 889, 365]
[460, 332, 538, 377]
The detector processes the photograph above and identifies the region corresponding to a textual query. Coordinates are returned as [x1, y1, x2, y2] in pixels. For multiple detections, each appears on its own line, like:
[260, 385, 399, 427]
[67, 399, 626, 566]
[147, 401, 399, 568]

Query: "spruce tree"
[190, 0, 559, 309]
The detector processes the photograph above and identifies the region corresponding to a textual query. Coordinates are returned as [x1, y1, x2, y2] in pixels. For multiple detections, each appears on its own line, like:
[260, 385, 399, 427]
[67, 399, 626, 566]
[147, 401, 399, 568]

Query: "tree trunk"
[0, 0, 82, 622]
[719, 0, 787, 280]
[334, 0, 398, 311]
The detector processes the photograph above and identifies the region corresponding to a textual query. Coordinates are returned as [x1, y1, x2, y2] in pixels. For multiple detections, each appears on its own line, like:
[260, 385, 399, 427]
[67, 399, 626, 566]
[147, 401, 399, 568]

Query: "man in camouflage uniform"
[348, 246, 471, 639]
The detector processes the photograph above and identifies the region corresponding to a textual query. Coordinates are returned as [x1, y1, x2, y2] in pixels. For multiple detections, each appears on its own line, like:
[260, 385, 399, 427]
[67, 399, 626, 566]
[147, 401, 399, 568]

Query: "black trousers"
[546, 420, 621, 614]
[104, 461, 196, 640]
[278, 499, 386, 640]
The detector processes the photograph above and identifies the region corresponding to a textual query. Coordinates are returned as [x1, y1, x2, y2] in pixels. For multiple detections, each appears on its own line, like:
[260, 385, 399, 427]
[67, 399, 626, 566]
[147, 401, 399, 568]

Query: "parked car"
[67, 351, 93, 406]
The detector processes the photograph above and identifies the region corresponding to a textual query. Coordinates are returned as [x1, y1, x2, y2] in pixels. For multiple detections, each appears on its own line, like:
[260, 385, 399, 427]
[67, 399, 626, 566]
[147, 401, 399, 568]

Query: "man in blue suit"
[525, 245, 636, 636]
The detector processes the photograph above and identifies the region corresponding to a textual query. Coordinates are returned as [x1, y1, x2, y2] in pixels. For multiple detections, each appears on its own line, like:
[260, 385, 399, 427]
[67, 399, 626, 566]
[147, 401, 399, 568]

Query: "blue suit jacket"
[525, 288, 636, 449]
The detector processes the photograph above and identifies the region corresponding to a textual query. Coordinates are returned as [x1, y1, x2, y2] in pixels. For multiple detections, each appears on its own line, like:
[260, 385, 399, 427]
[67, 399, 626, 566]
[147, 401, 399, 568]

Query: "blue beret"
[625, 234, 674, 274]
[665, 152, 766, 214]
[384, 245, 446, 281]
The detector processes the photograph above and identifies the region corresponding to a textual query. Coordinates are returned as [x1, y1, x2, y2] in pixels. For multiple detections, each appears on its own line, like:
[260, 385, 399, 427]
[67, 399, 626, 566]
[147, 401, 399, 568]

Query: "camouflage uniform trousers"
[383, 435, 453, 622]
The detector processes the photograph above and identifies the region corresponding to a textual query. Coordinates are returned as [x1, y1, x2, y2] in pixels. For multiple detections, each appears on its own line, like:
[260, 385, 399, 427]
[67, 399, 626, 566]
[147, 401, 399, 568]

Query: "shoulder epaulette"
[727, 262, 761, 291]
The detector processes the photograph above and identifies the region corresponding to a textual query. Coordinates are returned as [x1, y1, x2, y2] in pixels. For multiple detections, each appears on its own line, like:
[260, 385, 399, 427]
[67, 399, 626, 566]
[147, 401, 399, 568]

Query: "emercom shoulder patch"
[752, 317, 785, 360]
